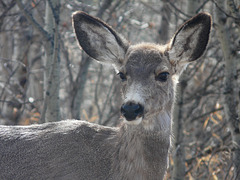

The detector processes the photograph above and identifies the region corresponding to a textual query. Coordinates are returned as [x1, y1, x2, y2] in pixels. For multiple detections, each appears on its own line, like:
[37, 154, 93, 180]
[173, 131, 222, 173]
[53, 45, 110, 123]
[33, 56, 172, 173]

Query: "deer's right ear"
[72, 11, 129, 67]
[167, 12, 211, 75]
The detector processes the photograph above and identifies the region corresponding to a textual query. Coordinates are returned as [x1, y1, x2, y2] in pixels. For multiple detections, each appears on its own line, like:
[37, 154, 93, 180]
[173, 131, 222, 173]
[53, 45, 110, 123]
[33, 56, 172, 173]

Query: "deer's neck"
[111, 111, 171, 179]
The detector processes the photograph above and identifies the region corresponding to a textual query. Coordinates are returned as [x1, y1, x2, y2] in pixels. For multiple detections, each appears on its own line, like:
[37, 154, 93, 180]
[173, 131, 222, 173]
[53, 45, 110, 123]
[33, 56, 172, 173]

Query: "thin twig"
[16, 0, 51, 42]
[195, 0, 210, 13]
[190, 107, 224, 122]
[167, 1, 192, 18]
[212, 0, 240, 21]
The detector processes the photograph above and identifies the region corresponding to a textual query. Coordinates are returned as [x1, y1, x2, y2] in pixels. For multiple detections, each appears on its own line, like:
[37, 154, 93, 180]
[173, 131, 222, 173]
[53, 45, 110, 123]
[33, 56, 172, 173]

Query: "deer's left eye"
[155, 72, 169, 82]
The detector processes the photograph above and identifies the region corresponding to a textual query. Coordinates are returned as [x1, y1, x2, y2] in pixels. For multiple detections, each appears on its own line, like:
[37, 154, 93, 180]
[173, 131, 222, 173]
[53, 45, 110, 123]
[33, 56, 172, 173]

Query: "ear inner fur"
[72, 11, 129, 66]
[170, 13, 211, 62]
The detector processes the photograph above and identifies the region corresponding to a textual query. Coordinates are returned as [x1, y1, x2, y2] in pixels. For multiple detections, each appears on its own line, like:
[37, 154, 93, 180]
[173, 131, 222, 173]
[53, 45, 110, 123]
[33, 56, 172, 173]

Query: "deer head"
[72, 12, 211, 129]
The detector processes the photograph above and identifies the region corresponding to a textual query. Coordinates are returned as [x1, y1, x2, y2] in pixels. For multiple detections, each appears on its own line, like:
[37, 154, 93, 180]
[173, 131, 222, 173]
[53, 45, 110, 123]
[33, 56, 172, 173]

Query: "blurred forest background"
[0, 0, 239, 179]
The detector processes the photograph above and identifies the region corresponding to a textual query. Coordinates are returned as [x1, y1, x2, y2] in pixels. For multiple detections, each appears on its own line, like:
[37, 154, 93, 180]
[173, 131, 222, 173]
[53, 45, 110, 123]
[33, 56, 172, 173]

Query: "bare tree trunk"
[26, 9, 43, 109]
[11, 12, 31, 124]
[215, 1, 240, 178]
[42, 0, 61, 122]
[172, 74, 187, 180]
[0, 20, 13, 124]
[172, 1, 198, 179]
[71, 55, 91, 119]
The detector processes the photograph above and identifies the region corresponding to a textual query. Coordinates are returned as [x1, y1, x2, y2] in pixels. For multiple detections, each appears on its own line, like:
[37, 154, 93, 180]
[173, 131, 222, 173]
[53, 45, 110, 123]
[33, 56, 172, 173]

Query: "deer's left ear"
[168, 13, 211, 74]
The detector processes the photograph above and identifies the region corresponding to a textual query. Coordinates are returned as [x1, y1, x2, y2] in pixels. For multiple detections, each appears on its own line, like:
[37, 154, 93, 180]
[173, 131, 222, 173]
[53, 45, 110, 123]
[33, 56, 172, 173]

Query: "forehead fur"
[124, 43, 169, 69]
[122, 43, 171, 80]
[126, 43, 168, 57]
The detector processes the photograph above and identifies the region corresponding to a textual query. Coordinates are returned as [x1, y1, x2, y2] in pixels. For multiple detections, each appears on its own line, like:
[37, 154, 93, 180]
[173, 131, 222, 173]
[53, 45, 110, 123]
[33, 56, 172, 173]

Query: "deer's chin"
[123, 117, 142, 125]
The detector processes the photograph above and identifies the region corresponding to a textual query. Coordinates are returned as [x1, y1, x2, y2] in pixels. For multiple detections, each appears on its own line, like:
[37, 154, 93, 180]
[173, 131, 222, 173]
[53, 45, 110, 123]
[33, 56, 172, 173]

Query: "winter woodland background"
[0, 0, 239, 179]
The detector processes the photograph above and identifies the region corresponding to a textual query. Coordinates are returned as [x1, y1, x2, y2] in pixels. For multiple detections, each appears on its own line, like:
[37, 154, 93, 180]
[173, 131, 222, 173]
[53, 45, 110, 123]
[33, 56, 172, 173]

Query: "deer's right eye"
[118, 72, 127, 82]
[155, 72, 169, 82]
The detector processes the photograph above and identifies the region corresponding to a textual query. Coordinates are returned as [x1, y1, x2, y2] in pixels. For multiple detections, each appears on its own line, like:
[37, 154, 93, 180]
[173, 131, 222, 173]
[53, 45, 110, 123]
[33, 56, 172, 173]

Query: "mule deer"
[0, 12, 211, 179]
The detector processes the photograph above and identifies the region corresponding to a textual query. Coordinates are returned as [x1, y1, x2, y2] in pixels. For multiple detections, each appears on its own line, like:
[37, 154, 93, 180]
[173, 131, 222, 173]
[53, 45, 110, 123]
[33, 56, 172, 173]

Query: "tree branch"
[16, 0, 51, 42]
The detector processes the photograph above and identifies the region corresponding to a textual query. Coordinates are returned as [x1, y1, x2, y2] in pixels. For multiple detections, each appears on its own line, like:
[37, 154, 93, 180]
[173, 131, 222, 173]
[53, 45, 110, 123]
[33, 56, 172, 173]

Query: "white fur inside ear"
[112, 64, 120, 72]
[177, 61, 188, 74]
[168, 23, 204, 70]
[172, 74, 179, 84]
[170, 58, 189, 76]
[80, 23, 125, 65]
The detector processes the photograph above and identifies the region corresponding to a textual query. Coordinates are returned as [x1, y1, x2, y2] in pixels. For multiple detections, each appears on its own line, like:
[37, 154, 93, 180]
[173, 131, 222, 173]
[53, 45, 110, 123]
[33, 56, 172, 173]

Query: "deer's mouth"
[123, 117, 143, 125]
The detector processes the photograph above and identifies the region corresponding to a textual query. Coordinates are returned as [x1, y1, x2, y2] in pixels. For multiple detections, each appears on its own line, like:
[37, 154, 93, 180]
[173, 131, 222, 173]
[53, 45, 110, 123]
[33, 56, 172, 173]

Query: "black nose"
[121, 102, 144, 121]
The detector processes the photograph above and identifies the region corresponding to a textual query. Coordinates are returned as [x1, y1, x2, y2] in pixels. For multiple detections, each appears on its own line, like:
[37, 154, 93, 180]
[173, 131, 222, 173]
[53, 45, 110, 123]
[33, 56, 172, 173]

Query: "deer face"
[73, 11, 211, 126]
[119, 44, 175, 125]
